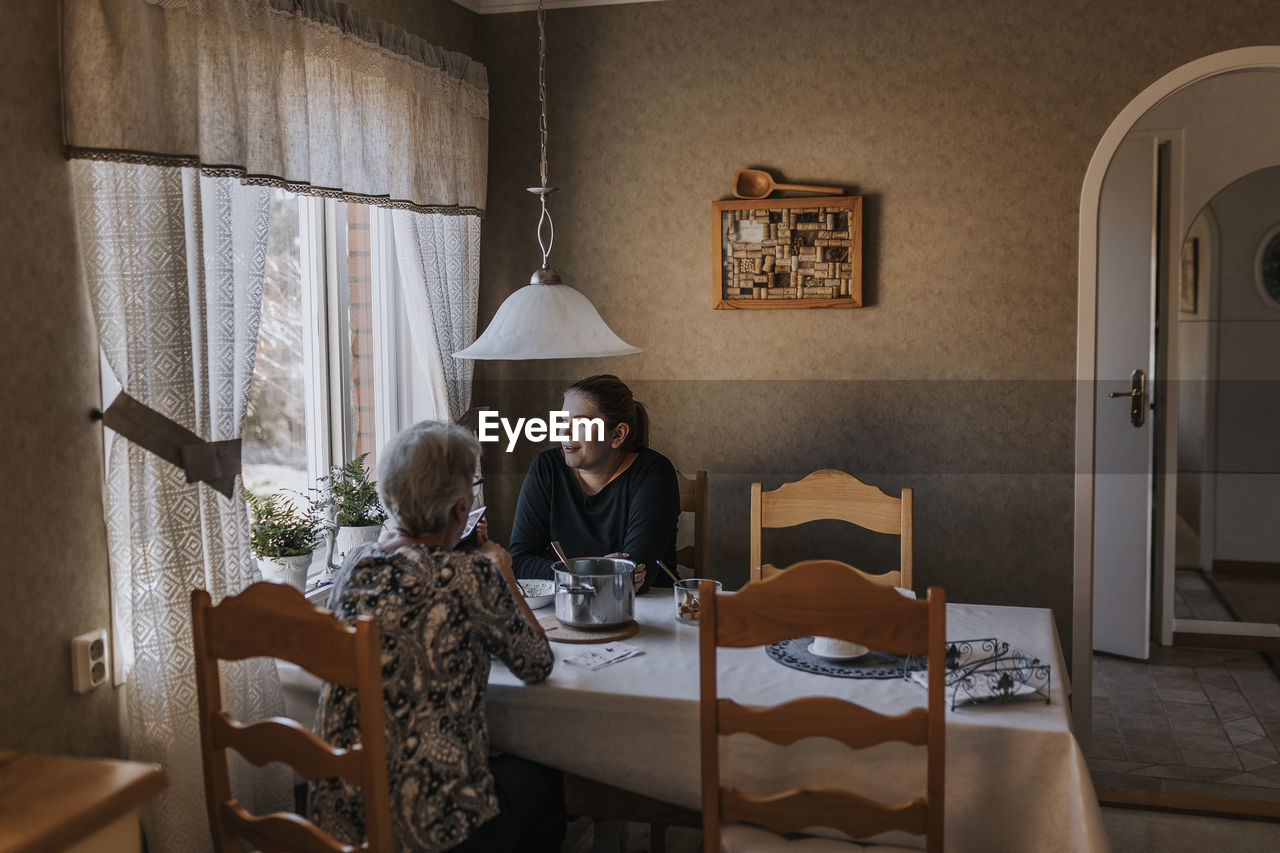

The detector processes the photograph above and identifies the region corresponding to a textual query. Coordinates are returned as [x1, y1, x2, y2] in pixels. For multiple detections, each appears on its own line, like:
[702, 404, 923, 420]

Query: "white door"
[1093, 135, 1160, 659]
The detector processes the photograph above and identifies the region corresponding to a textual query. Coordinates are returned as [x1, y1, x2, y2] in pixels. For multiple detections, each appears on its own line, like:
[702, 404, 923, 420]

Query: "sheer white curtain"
[73, 161, 291, 852]
[392, 212, 482, 421]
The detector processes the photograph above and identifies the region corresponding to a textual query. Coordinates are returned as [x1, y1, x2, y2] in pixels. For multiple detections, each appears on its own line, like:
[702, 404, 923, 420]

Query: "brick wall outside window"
[346, 204, 376, 469]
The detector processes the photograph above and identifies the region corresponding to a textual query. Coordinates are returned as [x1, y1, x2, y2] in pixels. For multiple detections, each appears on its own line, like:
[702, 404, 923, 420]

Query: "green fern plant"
[246, 491, 320, 558]
[315, 454, 388, 527]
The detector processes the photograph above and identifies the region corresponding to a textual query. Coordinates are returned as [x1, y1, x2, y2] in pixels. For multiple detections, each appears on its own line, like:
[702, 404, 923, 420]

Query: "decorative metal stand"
[907, 638, 1051, 710]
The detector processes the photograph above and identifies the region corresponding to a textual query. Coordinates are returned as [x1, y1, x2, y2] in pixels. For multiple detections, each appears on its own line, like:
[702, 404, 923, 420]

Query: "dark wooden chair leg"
[650, 821, 667, 853]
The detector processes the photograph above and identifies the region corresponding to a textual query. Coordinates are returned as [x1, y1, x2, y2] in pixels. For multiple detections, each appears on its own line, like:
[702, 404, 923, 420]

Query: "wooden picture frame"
[713, 195, 862, 309]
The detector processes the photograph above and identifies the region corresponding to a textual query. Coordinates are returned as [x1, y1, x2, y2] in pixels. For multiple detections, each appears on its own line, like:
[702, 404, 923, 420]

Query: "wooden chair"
[562, 470, 709, 852]
[699, 561, 946, 852]
[750, 469, 913, 589]
[676, 469, 708, 576]
[191, 582, 394, 853]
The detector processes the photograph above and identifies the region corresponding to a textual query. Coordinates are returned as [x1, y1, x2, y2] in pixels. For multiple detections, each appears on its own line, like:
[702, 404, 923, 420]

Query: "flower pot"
[258, 553, 314, 592]
[326, 524, 385, 575]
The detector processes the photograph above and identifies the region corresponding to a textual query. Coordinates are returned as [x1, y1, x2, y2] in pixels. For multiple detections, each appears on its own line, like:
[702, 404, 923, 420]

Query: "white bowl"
[809, 636, 868, 660]
[519, 579, 556, 610]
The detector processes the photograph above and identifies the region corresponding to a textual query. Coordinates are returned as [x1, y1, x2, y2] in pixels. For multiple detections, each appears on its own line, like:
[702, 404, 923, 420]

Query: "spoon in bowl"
[550, 540, 572, 568]
[732, 169, 843, 200]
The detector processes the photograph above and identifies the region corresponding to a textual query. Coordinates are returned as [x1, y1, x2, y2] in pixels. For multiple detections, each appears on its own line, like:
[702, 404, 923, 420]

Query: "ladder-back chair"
[676, 468, 708, 577]
[191, 582, 393, 853]
[750, 469, 913, 589]
[699, 561, 945, 852]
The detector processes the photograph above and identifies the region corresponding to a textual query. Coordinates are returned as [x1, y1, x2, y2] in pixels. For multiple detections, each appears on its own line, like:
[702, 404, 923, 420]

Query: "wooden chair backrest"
[191, 582, 394, 853]
[676, 469, 708, 576]
[749, 468, 913, 589]
[698, 561, 945, 852]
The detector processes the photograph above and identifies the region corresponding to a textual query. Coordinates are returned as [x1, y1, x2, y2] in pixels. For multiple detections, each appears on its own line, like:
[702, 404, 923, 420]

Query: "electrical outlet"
[71, 629, 109, 693]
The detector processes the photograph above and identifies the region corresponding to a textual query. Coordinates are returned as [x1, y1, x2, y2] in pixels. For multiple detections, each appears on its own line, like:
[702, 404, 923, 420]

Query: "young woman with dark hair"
[509, 374, 680, 593]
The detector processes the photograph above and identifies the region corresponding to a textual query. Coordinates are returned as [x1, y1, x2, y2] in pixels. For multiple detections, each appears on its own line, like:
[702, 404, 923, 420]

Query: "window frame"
[293, 197, 421, 489]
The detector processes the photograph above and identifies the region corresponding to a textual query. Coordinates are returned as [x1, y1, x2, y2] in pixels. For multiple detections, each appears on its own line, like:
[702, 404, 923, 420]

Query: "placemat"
[765, 636, 924, 679]
[538, 615, 640, 644]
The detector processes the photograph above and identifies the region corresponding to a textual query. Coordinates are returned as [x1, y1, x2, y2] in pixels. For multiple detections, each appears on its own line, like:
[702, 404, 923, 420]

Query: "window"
[243, 190, 431, 507]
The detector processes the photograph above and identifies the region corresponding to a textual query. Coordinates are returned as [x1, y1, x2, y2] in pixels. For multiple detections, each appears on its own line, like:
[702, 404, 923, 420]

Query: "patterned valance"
[63, 0, 488, 215]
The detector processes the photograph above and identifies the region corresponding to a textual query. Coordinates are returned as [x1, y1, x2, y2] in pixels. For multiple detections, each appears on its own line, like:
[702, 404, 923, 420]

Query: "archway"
[1074, 46, 1280, 744]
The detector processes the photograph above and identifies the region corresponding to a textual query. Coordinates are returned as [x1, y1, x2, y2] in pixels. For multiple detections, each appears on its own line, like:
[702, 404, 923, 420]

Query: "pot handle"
[558, 584, 596, 597]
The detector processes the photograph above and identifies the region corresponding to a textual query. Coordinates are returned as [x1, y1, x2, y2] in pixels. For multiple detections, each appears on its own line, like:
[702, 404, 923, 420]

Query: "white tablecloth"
[278, 592, 1108, 852]
[485, 593, 1109, 853]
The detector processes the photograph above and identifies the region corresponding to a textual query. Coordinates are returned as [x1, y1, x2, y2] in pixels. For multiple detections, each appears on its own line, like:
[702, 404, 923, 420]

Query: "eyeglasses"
[473, 476, 484, 488]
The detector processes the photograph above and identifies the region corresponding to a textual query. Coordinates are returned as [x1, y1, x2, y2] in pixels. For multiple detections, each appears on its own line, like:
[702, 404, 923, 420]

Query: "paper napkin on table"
[563, 643, 644, 671]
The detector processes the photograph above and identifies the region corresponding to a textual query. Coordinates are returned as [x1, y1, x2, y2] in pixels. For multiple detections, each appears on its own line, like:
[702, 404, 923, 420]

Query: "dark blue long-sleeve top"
[509, 447, 680, 594]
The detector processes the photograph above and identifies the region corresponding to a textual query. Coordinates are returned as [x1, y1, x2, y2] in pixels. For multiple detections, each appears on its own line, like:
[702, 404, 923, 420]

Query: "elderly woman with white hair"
[310, 420, 564, 852]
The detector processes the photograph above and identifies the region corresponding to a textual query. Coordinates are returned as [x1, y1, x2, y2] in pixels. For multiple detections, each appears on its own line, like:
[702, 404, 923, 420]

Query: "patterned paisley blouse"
[310, 542, 554, 851]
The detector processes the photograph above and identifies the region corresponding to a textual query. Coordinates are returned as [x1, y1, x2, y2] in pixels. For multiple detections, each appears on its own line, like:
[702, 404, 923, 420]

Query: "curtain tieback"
[92, 392, 241, 498]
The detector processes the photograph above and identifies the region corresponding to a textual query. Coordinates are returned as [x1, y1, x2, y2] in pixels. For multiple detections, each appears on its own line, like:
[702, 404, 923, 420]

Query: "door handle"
[1107, 368, 1146, 428]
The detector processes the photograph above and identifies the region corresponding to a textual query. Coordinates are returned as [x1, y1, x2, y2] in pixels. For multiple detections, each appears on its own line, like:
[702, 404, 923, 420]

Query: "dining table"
[278, 589, 1109, 853]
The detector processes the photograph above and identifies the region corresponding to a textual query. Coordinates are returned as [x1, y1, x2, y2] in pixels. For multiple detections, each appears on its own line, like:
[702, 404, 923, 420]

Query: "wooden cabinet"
[0, 751, 167, 853]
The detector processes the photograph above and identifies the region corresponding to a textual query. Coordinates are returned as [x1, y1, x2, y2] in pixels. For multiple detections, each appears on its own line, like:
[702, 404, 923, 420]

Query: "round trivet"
[765, 636, 924, 679]
[538, 615, 640, 644]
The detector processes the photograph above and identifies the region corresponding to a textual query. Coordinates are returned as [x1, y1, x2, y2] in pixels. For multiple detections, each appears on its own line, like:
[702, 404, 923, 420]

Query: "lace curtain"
[63, 0, 488, 214]
[62, 5, 488, 847]
[392, 212, 482, 421]
[72, 161, 291, 852]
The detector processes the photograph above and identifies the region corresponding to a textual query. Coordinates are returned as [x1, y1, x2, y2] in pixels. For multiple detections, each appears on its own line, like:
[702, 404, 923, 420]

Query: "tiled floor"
[1091, 645, 1280, 800]
[1173, 568, 1234, 621]
[1102, 807, 1280, 852]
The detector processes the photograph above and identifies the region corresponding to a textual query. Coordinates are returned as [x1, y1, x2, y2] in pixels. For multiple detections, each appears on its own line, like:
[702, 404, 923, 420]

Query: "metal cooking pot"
[554, 557, 636, 630]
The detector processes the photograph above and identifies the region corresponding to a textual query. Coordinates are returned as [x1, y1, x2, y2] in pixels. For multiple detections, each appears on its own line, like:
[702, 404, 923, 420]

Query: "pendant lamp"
[453, 0, 640, 361]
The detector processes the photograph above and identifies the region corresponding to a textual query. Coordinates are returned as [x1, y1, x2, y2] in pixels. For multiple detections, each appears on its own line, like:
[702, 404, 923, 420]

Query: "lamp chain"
[538, 0, 548, 189]
[535, 0, 554, 268]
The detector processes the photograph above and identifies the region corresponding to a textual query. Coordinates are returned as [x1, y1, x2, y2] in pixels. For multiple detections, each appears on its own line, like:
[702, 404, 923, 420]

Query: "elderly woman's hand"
[458, 517, 489, 552]
[474, 539, 512, 575]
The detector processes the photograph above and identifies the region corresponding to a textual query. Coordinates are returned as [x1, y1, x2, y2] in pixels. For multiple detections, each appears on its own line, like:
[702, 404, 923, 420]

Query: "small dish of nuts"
[674, 578, 722, 624]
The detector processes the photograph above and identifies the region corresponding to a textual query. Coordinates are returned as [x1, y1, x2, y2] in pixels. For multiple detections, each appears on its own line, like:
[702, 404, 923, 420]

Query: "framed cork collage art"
[713, 196, 862, 309]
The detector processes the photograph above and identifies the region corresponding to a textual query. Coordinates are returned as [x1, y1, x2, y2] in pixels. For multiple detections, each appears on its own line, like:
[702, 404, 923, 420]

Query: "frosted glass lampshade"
[453, 282, 641, 360]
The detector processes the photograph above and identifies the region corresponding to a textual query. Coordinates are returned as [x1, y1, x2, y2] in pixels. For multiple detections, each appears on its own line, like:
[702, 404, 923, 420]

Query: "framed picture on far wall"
[1180, 237, 1199, 314]
[1256, 223, 1280, 310]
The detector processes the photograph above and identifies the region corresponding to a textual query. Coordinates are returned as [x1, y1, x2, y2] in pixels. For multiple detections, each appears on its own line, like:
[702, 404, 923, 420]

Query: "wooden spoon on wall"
[732, 169, 843, 200]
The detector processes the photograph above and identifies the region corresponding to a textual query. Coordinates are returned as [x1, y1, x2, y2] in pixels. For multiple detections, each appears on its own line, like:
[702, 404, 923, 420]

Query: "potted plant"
[246, 490, 320, 591]
[316, 454, 388, 575]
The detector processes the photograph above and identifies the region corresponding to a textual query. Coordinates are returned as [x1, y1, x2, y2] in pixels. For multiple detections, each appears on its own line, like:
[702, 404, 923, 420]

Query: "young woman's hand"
[603, 552, 646, 591]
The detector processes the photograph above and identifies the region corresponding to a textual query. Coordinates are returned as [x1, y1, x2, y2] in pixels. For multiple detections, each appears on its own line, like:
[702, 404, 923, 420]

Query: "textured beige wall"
[0, 0, 119, 756]
[474, 0, 1280, 662]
